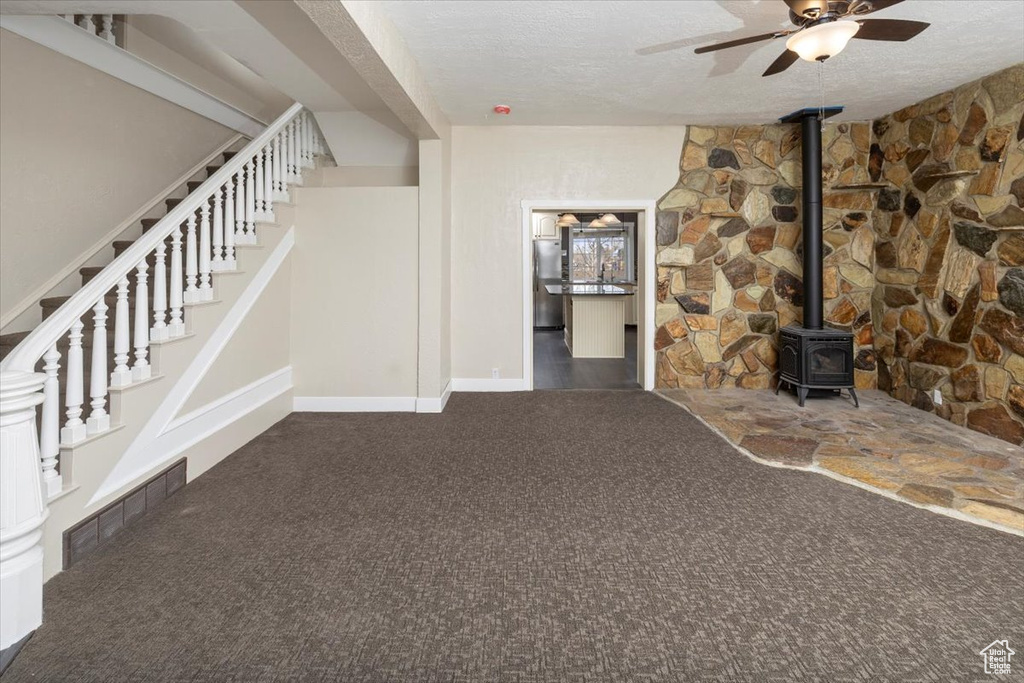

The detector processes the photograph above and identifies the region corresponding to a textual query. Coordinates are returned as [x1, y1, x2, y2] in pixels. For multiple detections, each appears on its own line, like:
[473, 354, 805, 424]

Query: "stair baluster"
[254, 146, 266, 220]
[110, 276, 132, 386]
[77, 14, 95, 34]
[287, 120, 297, 184]
[86, 300, 110, 434]
[132, 262, 151, 381]
[199, 201, 213, 300]
[294, 119, 303, 184]
[169, 226, 184, 336]
[224, 182, 236, 269]
[184, 213, 198, 303]
[99, 15, 115, 44]
[60, 318, 87, 445]
[212, 188, 224, 271]
[275, 132, 288, 201]
[303, 112, 313, 168]
[151, 242, 168, 340]
[40, 345, 62, 497]
[244, 160, 256, 243]
[234, 170, 245, 244]
[263, 144, 275, 222]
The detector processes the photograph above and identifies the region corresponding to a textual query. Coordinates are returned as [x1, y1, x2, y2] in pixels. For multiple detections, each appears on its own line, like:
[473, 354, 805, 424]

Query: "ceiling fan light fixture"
[786, 20, 861, 62]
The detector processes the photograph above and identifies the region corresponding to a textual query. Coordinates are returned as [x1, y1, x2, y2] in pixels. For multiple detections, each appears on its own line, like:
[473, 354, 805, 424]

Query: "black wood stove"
[774, 107, 858, 408]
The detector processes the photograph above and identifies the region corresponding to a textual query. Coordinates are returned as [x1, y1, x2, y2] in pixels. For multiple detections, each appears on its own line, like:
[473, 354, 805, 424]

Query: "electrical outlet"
[933, 389, 943, 405]
[492, 368, 500, 379]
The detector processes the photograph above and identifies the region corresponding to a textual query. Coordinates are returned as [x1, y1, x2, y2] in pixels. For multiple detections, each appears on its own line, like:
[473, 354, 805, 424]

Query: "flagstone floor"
[659, 387, 1024, 533]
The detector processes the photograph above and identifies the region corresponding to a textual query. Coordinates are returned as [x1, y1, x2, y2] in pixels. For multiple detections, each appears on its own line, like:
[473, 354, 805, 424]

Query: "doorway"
[521, 200, 656, 392]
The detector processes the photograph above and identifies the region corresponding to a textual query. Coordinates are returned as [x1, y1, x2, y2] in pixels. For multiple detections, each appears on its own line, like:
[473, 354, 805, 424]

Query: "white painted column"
[198, 201, 213, 301]
[0, 371, 49, 653]
[211, 188, 224, 271]
[184, 214, 198, 304]
[151, 242, 168, 341]
[39, 346, 61, 498]
[86, 300, 110, 434]
[131, 262, 151, 382]
[110, 276, 132, 387]
[168, 227, 184, 337]
[60, 319, 86, 445]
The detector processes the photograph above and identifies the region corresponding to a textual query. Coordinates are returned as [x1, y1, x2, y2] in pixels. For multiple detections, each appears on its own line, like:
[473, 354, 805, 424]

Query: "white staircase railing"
[0, 103, 327, 499]
[65, 14, 119, 45]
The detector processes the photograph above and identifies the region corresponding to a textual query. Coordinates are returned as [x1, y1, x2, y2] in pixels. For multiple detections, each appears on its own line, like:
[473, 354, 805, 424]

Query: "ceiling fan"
[693, 0, 929, 77]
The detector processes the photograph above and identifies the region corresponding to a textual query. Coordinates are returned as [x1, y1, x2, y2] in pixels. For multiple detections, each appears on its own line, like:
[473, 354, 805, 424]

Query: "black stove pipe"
[800, 112, 823, 330]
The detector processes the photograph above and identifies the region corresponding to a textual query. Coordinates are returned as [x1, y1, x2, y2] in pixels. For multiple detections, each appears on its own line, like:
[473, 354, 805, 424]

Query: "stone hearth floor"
[658, 388, 1024, 534]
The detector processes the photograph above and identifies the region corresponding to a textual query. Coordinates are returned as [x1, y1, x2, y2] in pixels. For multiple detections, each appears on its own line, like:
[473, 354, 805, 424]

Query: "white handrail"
[1, 102, 304, 373]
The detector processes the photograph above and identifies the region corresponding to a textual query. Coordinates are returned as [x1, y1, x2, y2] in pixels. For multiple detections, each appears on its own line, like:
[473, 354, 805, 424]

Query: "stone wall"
[654, 122, 878, 391]
[870, 64, 1024, 446]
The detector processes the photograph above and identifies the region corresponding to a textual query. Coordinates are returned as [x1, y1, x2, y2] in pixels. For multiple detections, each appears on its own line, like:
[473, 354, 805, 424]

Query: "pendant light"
[556, 213, 580, 226]
[599, 213, 622, 225]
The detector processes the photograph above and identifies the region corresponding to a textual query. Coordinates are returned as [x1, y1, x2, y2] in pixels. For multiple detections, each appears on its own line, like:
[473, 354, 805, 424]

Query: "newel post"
[0, 371, 49, 653]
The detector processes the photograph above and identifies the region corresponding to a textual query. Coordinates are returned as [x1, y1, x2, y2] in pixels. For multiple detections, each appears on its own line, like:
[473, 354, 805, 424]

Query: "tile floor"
[659, 387, 1024, 533]
[533, 327, 639, 390]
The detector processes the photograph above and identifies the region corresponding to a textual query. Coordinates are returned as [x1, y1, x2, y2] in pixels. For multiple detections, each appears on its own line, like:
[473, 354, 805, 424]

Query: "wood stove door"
[806, 342, 851, 386]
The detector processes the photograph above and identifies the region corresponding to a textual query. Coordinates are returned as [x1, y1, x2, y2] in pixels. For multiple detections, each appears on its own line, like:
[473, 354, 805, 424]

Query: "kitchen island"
[545, 283, 634, 358]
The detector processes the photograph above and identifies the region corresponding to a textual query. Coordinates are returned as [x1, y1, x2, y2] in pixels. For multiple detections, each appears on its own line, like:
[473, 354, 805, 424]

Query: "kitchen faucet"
[599, 263, 608, 283]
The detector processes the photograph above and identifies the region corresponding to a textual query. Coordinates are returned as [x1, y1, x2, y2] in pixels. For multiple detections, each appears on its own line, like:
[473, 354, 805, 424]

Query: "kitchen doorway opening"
[521, 200, 656, 391]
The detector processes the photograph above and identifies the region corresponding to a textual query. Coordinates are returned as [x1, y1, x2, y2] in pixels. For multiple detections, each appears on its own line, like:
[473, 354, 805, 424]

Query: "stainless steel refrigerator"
[533, 240, 563, 328]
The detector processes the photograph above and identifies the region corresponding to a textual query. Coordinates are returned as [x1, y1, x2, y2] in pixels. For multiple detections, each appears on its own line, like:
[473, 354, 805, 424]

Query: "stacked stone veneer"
[654, 121, 878, 392]
[870, 64, 1024, 446]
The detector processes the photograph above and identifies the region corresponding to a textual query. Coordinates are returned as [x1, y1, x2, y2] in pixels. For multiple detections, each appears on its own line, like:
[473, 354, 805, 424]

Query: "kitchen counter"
[545, 283, 634, 296]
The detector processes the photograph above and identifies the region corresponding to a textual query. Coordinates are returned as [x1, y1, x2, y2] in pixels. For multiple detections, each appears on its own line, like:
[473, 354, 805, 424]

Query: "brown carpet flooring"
[4, 391, 1022, 682]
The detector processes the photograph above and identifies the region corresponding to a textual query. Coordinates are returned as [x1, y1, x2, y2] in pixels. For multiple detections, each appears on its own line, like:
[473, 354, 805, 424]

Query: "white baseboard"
[293, 396, 417, 412]
[416, 380, 452, 413]
[451, 378, 528, 392]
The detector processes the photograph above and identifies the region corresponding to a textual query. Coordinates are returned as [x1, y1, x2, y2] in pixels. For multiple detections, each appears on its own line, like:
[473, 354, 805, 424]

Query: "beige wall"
[303, 165, 418, 187]
[0, 29, 235, 320]
[124, 17, 292, 124]
[290, 186, 420, 398]
[450, 125, 686, 380]
[180, 257, 292, 415]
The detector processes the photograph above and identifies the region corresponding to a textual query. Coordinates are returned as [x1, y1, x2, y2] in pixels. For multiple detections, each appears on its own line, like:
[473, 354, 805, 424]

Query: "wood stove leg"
[848, 387, 859, 408]
[797, 386, 808, 407]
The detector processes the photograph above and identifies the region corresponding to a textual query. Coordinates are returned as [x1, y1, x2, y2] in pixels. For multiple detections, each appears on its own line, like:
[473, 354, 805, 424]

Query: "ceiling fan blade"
[853, 18, 929, 41]
[762, 49, 800, 77]
[694, 31, 790, 54]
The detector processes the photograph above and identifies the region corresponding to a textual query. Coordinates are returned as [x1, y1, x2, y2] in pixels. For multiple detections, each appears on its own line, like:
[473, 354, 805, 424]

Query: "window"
[571, 230, 629, 281]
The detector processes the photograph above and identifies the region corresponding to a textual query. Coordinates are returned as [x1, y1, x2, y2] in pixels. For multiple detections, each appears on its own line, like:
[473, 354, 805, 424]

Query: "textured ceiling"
[382, 0, 1024, 125]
